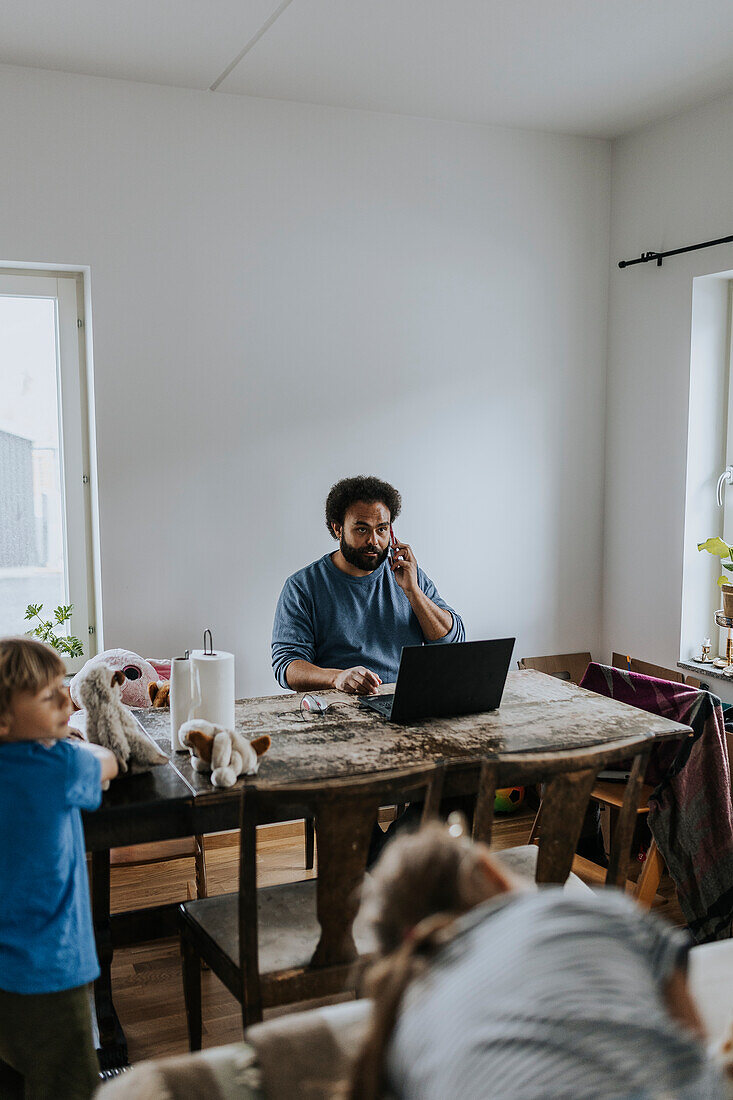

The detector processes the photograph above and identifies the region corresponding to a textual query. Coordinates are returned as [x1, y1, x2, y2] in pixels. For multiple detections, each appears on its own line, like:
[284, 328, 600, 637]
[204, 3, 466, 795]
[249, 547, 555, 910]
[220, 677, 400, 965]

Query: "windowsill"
[677, 659, 733, 683]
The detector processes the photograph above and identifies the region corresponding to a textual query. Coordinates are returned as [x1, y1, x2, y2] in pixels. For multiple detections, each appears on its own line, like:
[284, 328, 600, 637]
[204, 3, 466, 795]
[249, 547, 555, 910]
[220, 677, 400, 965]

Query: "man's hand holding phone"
[390, 524, 418, 595]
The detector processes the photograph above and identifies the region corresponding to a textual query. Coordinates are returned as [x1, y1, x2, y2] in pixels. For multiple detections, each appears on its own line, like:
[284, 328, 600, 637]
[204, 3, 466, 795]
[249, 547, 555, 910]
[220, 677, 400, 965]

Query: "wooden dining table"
[83, 669, 691, 1068]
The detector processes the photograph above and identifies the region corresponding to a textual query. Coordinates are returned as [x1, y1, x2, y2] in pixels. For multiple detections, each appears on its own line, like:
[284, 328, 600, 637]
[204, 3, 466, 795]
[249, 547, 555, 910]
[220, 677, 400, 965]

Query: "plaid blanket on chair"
[580, 662, 733, 942]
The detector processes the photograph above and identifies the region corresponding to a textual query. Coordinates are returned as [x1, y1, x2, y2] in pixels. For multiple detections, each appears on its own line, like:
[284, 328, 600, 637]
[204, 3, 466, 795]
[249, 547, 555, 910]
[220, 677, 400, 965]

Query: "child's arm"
[77, 741, 119, 784]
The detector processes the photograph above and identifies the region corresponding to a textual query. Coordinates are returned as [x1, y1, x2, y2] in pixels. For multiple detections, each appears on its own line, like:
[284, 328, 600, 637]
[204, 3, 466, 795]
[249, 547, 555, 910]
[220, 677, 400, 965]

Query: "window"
[0, 271, 97, 671]
[678, 270, 733, 683]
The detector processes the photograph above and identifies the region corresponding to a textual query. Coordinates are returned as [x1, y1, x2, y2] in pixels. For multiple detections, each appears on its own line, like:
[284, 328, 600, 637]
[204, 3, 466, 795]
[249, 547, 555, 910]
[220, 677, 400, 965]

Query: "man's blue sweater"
[271, 553, 465, 689]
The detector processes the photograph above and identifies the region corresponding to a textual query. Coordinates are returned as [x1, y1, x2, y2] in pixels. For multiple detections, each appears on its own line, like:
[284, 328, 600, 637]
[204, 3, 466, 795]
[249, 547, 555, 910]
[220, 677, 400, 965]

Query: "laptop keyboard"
[363, 694, 395, 717]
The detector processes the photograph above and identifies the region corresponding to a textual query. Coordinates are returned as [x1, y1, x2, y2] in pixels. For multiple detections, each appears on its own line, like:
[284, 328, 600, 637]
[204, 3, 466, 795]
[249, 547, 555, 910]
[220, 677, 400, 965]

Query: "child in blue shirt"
[0, 636, 118, 1100]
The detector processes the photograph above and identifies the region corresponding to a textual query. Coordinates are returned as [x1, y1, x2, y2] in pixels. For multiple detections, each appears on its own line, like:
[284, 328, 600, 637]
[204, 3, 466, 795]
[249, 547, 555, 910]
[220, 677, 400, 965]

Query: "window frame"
[0, 270, 98, 672]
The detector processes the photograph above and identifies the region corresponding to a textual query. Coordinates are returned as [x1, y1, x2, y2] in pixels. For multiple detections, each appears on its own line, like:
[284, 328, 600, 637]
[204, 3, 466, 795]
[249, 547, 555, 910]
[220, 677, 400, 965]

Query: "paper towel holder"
[203, 628, 215, 656]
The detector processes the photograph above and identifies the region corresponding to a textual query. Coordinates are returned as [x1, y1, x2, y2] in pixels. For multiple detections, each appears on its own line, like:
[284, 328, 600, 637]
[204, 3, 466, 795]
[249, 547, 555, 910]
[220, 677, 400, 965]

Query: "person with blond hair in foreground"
[349, 822, 724, 1100]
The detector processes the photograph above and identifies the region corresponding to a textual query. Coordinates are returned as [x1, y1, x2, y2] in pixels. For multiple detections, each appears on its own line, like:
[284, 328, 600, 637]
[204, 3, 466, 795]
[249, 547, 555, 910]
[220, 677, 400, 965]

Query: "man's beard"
[340, 536, 389, 572]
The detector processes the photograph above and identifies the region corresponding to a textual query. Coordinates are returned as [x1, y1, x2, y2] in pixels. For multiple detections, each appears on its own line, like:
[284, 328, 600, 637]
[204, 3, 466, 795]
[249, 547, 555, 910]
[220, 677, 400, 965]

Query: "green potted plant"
[697, 537, 733, 617]
[24, 603, 84, 658]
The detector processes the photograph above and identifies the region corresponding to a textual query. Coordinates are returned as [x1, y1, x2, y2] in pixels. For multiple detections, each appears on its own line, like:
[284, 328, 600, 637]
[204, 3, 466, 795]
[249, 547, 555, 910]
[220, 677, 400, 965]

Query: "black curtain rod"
[619, 233, 733, 268]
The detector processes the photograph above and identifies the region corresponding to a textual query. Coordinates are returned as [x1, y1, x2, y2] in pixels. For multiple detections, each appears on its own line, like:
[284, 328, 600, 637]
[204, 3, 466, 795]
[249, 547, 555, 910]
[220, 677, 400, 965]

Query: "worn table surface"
[84, 669, 692, 849]
[129, 669, 691, 791]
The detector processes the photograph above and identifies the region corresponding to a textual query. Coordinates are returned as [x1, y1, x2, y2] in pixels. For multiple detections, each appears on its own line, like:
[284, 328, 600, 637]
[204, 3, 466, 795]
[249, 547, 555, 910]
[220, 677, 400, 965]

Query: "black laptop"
[361, 638, 515, 723]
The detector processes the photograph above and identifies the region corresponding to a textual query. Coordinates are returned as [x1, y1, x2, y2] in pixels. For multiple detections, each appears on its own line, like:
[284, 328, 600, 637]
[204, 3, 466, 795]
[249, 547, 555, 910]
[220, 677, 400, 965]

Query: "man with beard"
[271, 475, 465, 694]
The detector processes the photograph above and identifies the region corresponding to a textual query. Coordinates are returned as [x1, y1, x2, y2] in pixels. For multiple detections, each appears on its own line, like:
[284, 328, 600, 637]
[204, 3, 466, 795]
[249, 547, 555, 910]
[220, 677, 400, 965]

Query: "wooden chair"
[114, 817, 314, 896]
[179, 762, 445, 1045]
[518, 651, 688, 903]
[589, 654, 686, 905]
[110, 837, 208, 898]
[610, 652, 684, 683]
[517, 651, 592, 685]
[633, 668, 733, 906]
[472, 731, 655, 891]
[571, 655, 729, 906]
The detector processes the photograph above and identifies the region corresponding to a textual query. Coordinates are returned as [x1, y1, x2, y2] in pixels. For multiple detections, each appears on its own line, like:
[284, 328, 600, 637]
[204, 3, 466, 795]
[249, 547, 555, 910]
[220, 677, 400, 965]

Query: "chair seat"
[181, 849, 590, 981]
[591, 780, 654, 811]
[498, 845, 592, 894]
[181, 878, 377, 980]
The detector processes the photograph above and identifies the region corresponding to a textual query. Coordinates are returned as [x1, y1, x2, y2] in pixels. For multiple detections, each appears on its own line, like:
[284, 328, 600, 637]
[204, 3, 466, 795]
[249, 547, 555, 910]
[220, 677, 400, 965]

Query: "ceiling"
[3, 1, 733, 139]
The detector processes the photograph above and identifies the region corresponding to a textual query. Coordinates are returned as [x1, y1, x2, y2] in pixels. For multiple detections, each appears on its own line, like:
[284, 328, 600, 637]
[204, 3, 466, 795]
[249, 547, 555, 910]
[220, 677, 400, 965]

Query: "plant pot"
[722, 583, 733, 618]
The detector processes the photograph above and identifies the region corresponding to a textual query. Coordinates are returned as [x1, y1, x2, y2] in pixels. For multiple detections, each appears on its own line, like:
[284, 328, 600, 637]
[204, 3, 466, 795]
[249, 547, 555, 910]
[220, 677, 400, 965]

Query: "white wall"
[0, 64, 610, 695]
[605, 91, 733, 687]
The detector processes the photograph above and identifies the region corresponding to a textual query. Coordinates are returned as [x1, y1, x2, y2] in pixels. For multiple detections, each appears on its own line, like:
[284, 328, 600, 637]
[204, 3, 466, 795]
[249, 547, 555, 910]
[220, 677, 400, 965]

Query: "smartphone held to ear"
[389, 524, 398, 568]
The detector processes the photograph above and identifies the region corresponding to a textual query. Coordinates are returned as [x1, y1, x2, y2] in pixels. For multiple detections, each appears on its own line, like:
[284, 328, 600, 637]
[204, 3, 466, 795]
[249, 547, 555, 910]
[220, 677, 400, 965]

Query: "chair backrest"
[611, 652, 684, 683]
[517, 652, 592, 685]
[472, 730, 654, 888]
[236, 762, 445, 1023]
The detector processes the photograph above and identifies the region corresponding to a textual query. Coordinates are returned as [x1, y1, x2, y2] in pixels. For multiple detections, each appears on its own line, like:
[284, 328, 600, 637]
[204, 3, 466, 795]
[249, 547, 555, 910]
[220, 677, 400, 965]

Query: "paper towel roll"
[170, 656, 192, 751]
[188, 648, 235, 731]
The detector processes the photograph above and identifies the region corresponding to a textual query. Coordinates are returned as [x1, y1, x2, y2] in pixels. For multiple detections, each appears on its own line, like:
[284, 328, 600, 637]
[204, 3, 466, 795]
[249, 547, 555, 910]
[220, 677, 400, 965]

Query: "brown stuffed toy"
[148, 680, 170, 707]
[179, 719, 270, 788]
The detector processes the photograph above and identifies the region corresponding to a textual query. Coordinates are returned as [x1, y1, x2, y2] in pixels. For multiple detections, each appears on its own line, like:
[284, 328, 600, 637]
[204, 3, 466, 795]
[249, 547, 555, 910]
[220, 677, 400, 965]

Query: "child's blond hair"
[348, 823, 508, 1100]
[0, 636, 66, 716]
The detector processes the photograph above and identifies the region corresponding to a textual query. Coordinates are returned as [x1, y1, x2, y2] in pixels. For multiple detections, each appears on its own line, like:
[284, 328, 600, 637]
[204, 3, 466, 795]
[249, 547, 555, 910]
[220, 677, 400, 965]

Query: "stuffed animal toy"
[70, 649, 160, 709]
[147, 659, 171, 681]
[148, 680, 170, 707]
[74, 662, 168, 776]
[179, 719, 270, 788]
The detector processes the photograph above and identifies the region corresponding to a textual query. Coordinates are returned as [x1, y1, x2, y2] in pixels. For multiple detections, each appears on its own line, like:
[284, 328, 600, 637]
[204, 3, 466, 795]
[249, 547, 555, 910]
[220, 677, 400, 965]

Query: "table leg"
[310, 799, 377, 968]
[91, 850, 128, 1070]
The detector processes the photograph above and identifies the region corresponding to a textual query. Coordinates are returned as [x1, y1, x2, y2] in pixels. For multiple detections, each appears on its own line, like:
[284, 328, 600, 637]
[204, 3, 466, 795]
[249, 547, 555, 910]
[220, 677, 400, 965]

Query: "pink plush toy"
[70, 649, 160, 709]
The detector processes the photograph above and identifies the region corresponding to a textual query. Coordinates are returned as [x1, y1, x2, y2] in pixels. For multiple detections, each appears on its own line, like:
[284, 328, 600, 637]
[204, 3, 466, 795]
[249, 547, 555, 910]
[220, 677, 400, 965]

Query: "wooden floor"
[109, 806, 685, 1065]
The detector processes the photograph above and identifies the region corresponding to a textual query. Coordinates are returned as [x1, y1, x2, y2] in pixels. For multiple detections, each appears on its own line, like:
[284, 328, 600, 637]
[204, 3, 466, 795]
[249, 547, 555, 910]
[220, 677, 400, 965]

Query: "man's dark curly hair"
[325, 476, 402, 539]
